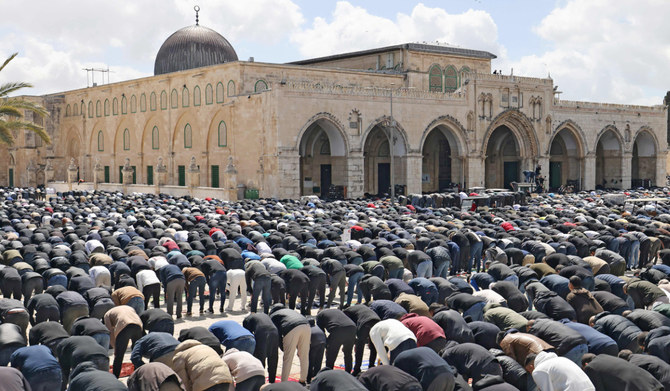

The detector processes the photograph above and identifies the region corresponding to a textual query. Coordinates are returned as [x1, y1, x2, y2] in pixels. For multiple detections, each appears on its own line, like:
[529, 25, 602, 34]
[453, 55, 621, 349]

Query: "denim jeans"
[47, 274, 68, 288]
[415, 260, 433, 279]
[25, 366, 63, 391]
[208, 270, 227, 311]
[627, 240, 640, 269]
[463, 301, 486, 322]
[91, 332, 111, 350]
[127, 296, 145, 316]
[562, 343, 588, 365]
[388, 268, 404, 280]
[434, 262, 449, 279]
[503, 274, 519, 289]
[0, 345, 22, 366]
[186, 276, 206, 313]
[347, 271, 364, 306]
[470, 241, 484, 272]
[250, 275, 272, 314]
[225, 335, 256, 354]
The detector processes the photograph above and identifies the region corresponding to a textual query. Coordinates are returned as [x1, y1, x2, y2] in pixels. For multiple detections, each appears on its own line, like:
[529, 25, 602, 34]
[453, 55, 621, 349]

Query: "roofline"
[288, 43, 497, 65]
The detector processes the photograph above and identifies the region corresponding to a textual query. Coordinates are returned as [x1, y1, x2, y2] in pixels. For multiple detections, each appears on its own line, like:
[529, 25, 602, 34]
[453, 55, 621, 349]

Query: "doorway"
[378, 163, 390, 195]
[550, 162, 562, 190]
[320, 164, 332, 197]
[503, 161, 519, 190]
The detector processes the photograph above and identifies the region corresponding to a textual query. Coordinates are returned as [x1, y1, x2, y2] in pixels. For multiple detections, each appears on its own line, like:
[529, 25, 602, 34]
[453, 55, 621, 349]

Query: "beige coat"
[104, 305, 143, 345]
[111, 286, 144, 306]
[171, 339, 232, 391]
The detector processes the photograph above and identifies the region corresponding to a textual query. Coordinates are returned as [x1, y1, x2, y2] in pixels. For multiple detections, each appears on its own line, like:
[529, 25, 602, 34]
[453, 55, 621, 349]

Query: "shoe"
[219, 307, 225, 313]
[199, 309, 205, 314]
[206, 309, 214, 314]
[186, 312, 192, 316]
[176, 314, 182, 319]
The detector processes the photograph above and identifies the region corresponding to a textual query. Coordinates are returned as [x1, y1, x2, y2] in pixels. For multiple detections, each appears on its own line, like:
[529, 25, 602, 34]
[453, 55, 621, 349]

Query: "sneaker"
[206, 309, 214, 314]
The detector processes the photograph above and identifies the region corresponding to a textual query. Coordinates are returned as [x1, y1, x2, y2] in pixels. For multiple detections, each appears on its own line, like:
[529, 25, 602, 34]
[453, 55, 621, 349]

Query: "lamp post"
[387, 83, 396, 204]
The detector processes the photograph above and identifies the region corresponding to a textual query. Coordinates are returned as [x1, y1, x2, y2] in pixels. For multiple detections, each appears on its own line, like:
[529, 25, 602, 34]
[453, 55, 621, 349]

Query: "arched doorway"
[548, 128, 584, 191]
[485, 126, 521, 189]
[421, 125, 464, 192]
[632, 131, 657, 187]
[363, 125, 407, 196]
[595, 129, 623, 189]
[298, 119, 348, 197]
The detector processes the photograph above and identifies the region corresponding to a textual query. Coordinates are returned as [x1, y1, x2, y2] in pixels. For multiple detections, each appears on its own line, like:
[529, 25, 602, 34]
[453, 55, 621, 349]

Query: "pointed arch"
[428, 64, 442, 92]
[104, 99, 110, 116]
[254, 80, 268, 92]
[227, 80, 236, 96]
[150, 92, 157, 111]
[88, 101, 93, 118]
[95, 100, 101, 117]
[140, 93, 147, 112]
[182, 87, 190, 107]
[121, 96, 127, 114]
[546, 119, 587, 157]
[216, 82, 224, 103]
[444, 65, 458, 92]
[482, 109, 539, 158]
[184, 123, 192, 148]
[112, 98, 118, 115]
[205, 84, 213, 105]
[160, 91, 167, 110]
[130, 95, 137, 113]
[193, 86, 201, 106]
[170, 89, 178, 109]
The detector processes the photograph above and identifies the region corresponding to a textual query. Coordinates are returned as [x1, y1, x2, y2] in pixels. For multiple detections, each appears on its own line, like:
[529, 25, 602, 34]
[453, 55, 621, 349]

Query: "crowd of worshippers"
[1, 188, 670, 391]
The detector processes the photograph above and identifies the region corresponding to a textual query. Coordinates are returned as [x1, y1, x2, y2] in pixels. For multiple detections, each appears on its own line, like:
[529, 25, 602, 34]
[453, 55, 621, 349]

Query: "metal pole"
[390, 85, 395, 204]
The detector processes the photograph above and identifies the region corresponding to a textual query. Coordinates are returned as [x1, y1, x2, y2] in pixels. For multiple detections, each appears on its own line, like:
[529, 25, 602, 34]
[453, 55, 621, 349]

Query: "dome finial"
[194, 5, 200, 25]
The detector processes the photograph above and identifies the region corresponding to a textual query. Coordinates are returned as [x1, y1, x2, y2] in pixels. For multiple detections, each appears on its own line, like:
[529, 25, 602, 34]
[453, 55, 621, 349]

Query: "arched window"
[459, 66, 471, 87]
[184, 124, 192, 148]
[112, 98, 118, 115]
[160, 91, 167, 110]
[130, 95, 137, 113]
[319, 137, 331, 155]
[378, 140, 389, 157]
[80, 102, 85, 116]
[150, 92, 157, 111]
[216, 82, 224, 103]
[444, 66, 458, 92]
[97, 130, 104, 151]
[218, 121, 227, 147]
[88, 101, 93, 118]
[65, 104, 71, 117]
[193, 86, 201, 106]
[73, 104, 79, 116]
[182, 87, 189, 107]
[123, 128, 130, 150]
[171, 89, 178, 109]
[429, 65, 442, 92]
[121, 96, 127, 114]
[96, 100, 101, 117]
[152, 126, 159, 150]
[140, 93, 147, 112]
[227, 80, 236, 96]
[104, 99, 110, 116]
[254, 80, 268, 92]
[205, 84, 213, 105]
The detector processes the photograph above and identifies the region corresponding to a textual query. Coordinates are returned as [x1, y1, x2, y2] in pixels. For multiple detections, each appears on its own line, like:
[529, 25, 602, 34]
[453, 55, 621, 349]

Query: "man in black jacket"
[177, 326, 223, 355]
[140, 308, 175, 334]
[582, 353, 663, 391]
[527, 319, 588, 365]
[393, 347, 456, 391]
[68, 361, 126, 391]
[359, 275, 392, 303]
[316, 308, 356, 374]
[244, 260, 272, 314]
[321, 258, 346, 309]
[441, 342, 503, 383]
[26, 292, 60, 325]
[357, 365, 423, 391]
[269, 304, 311, 384]
[278, 268, 310, 315]
[28, 321, 69, 355]
[243, 312, 279, 383]
[200, 257, 228, 313]
[618, 349, 670, 390]
[301, 264, 327, 312]
[56, 336, 110, 390]
[310, 367, 367, 391]
[0, 323, 26, 366]
[344, 304, 381, 376]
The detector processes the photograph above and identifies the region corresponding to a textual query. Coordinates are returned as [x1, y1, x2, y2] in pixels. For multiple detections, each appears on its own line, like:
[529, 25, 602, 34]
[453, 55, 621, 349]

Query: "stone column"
[156, 157, 168, 190]
[536, 155, 550, 190]
[656, 150, 668, 188]
[44, 160, 54, 186]
[621, 152, 633, 190]
[67, 158, 78, 191]
[122, 158, 134, 194]
[583, 153, 596, 191]
[346, 152, 364, 199]
[405, 153, 422, 196]
[187, 156, 200, 189]
[224, 156, 238, 201]
[26, 161, 37, 187]
[93, 159, 103, 190]
[277, 152, 300, 199]
[467, 154, 485, 189]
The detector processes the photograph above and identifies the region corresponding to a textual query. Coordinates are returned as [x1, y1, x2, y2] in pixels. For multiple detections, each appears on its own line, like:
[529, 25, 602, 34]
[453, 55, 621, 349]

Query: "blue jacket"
[159, 264, 185, 286]
[9, 345, 60, 376]
[559, 319, 618, 355]
[130, 332, 179, 367]
[208, 320, 254, 345]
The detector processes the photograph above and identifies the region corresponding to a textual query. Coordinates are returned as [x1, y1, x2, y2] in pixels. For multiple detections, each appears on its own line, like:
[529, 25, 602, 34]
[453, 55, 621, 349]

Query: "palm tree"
[0, 52, 50, 146]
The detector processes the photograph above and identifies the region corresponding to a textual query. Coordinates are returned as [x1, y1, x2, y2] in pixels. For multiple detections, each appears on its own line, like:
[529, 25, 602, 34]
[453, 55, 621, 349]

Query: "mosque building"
[2, 8, 667, 199]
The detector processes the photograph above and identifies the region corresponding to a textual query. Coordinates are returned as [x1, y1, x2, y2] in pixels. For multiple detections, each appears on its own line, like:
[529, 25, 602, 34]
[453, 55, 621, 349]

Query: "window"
[104, 166, 110, 183]
[319, 137, 331, 155]
[182, 87, 189, 107]
[211, 165, 219, 188]
[150, 92, 157, 111]
[178, 165, 186, 186]
[193, 86, 201, 106]
[160, 91, 167, 110]
[129, 95, 136, 113]
[104, 99, 110, 116]
[140, 93, 147, 112]
[146, 166, 154, 185]
[123, 128, 130, 150]
[88, 101, 93, 118]
[171, 89, 178, 109]
[444, 66, 458, 92]
[227, 80, 235, 96]
[96, 100, 101, 117]
[152, 126, 159, 149]
[459, 66, 471, 87]
[429, 65, 442, 92]
[80, 102, 85, 116]
[74, 104, 79, 116]
[97, 130, 104, 151]
[112, 98, 118, 115]
[205, 84, 213, 105]
[184, 124, 192, 148]
[216, 82, 224, 103]
[121, 96, 127, 114]
[254, 80, 268, 92]
[65, 104, 71, 117]
[217, 121, 227, 147]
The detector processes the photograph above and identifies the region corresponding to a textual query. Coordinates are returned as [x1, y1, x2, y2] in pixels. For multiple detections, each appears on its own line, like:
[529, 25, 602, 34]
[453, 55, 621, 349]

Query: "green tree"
[0, 53, 50, 146]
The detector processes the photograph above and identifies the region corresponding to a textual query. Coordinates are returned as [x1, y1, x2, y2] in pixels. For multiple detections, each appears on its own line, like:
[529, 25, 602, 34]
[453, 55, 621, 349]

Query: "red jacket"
[400, 313, 445, 347]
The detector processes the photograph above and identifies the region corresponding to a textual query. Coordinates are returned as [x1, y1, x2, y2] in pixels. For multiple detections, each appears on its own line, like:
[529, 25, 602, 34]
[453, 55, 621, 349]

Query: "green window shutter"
[178, 165, 186, 186]
[132, 166, 137, 184]
[211, 165, 219, 188]
[9, 168, 14, 187]
[147, 166, 153, 185]
[104, 166, 110, 183]
[119, 166, 123, 183]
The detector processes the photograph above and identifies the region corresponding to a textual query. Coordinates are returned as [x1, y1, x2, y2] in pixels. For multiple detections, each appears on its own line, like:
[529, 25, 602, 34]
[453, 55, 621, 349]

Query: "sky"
[0, 0, 668, 105]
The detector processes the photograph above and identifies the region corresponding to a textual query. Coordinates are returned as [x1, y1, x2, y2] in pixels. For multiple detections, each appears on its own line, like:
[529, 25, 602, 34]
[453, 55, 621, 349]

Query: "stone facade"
[2, 42, 667, 198]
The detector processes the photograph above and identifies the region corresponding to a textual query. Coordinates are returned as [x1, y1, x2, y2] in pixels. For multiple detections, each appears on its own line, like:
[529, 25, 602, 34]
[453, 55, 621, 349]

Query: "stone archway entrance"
[298, 119, 348, 197]
[595, 129, 623, 189]
[363, 125, 407, 196]
[632, 131, 657, 187]
[421, 125, 465, 192]
[485, 125, 521, 189]
[549, 128, 584, 191]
